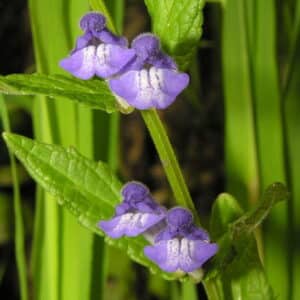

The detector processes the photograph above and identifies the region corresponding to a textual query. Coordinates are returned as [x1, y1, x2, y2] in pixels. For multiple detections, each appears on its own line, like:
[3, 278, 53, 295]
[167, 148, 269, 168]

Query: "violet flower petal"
[144, 238, 218, 273]
[73, 32, 93, 52]
[79, 12, 106, 36]
[131, 33, 176, 69]
[144, 239, 180, 272]
[135, 199, 166, 214]
[99, 29, 128, 47]
[122, 33, 177, 72]
[167, 207, 193, 229]
[120, 182, 163, 213]
[121, 181, 150, 202]
[109, 67, 189, 109]
[60, 45, 97, 80]
[131, 33, 161, 61]
[186, 225, 210, 241]
[99, 211, 165, 238]
[153, 54, 177, 70]
[115, 202, 131, 216]
[94, 44, 135, 78]
[155, 207, 210, 242]
[179, 239, 218, 272]
[60, 44, 135, 80]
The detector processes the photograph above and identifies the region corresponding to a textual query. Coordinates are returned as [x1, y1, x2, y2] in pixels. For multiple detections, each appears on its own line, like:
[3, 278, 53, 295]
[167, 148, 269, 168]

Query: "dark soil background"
[0, 0, 224, 299]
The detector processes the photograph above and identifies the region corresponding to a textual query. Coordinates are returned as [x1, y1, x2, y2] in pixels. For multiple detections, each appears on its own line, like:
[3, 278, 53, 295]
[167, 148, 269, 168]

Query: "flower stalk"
[141, 109, 200, 223]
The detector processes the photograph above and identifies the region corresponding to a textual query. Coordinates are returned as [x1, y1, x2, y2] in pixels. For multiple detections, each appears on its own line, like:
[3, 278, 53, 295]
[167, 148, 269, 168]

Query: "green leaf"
[222, 0, 259, 209]
[283, 2, 300, 298]
[144, 0, 205, 70]
[212, 236, 274, 300]
[230, 183, 288, 240]
[210, 193, 243, 240]
[0, 74, 118, 113]
[252, 1, 288, 297]
[205, 183, 288, 300]
[2, 132, 180, 281]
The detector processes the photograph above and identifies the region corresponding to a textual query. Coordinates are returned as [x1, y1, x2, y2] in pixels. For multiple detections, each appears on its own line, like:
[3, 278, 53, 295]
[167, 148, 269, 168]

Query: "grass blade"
[283, 2, 300, 296]
[0, 95, 28, 300]
[28, 0, 103, 299]
[252, 1, 289, 298]
[182, 282, 198, 300]
[222, 0, 259, 208]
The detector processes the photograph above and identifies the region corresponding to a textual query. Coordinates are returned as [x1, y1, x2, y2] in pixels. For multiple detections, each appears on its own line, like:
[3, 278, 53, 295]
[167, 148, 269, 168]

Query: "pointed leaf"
[210, 193, 243, 240]
[205, 183, 287, 299]
[0, 74, 118, 113]
[2, 133, 180, 281]
[145, 0, 205, 70]
[230, 182, 288, 240]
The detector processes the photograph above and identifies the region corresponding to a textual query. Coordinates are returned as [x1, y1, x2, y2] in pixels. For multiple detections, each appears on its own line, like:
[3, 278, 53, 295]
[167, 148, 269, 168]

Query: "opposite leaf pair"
[99, 182, 218, 274]
[60, 12, 189, 110]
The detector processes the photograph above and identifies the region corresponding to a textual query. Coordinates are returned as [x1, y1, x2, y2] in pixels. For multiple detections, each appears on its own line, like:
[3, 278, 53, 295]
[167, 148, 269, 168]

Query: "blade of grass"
[29, 0, 65, 298]
[252, 1, 289, 298]
[0, 95, 28, 300]
[182, 282, 198, 300]
[59, 3, 103, 299]
[222, 0, 259, 209]
[221, 1, 263, 296]
[284, 52, 300, 300]
[104, 0, 124, 34]
[244, 0, 256, 63]
[170, 282, 180, 300]
[91, 2, 133, 299]
[283, 1, 300, 297]
[29, 1, 102, 300]
[90, 3, 139, 299]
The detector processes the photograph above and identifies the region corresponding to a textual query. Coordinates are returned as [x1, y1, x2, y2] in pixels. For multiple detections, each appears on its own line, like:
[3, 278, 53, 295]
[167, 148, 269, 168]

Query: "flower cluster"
[99, 182, 218, 275]
[60, 12, 189, 110]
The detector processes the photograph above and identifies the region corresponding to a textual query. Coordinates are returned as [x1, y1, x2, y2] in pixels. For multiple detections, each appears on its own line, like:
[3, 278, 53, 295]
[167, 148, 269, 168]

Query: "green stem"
[203, 280, 223, 300]
[0, 96, 28, 300]
[141, 109, 199, 221]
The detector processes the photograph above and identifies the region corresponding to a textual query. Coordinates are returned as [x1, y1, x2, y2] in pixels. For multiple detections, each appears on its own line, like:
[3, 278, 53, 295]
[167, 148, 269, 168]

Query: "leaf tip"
[265, 182, 289, 204]
[2, 132, 23, 152]
[2, 131, 16, 142]
[2, 131, 10, 143]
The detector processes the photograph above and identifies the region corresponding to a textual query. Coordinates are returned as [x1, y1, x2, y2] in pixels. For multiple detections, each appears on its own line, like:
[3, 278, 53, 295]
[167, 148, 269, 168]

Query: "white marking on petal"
[149, 67, 163, 90]
[139, 213, 150, 226]
[135, 67, 167, 108]
[78, 46, 97, 76]
[112, 212, 156, 235]
[96, 44, 110, 65]
[179, 238, 194, 268]
[139, 69, 151, 90]
[113, 213, 134, 232]
[136, 70, 151, 103]
[166, 239, 180, 270]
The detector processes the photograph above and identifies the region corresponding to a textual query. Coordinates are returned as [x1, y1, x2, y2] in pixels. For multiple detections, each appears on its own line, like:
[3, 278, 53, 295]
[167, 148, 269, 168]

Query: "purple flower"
[109, 34, 189, 110]
[60, 12, 135, 80]
[144, 207, 218, 273]
[99, 182, 166, 238]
